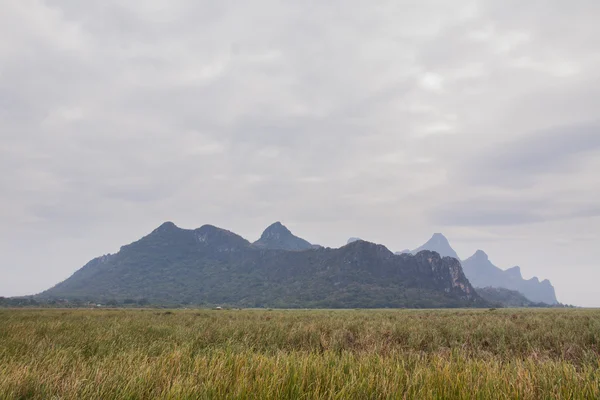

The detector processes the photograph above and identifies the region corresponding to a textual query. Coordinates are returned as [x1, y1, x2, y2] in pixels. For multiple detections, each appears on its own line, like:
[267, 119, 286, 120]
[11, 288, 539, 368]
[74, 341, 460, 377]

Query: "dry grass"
[1, 308, 599, 399]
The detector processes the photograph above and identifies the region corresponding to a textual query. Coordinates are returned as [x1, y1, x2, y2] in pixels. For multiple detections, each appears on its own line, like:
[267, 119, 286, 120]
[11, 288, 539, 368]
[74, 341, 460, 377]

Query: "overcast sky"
[1, 0, 599, 306]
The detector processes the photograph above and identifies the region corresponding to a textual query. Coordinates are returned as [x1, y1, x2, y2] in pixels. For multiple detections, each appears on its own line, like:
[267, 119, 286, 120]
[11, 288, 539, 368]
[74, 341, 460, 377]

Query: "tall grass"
[1, 308, 599, 399]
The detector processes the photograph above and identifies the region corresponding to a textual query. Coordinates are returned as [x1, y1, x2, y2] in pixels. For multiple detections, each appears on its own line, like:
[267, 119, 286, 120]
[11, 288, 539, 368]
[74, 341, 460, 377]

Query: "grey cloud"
[433, 196, 600, 227]
[1, 0, 600, 306]
[434, 206, 544, 227]
[460, 122, 600, 186]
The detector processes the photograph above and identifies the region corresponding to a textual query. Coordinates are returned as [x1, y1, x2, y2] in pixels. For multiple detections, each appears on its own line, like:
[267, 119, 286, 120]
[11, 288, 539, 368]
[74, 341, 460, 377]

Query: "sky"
[1, 0, 599, 306]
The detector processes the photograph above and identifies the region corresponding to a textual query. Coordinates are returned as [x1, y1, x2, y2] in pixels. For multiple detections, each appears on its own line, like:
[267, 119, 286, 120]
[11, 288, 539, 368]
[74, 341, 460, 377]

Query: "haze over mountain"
[38, 222, 486, 308]
[462, 251, 557, 305]
[411, 234, 558, 304]
[411, 234, 460, 259]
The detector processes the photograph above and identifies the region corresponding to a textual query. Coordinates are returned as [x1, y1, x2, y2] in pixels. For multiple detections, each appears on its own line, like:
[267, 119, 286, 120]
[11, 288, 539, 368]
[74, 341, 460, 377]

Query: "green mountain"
[37, 222, 487, 308]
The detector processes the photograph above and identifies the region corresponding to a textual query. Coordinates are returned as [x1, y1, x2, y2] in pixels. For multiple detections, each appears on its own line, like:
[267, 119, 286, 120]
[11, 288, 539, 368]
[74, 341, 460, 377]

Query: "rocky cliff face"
[411, 250, 476, 299]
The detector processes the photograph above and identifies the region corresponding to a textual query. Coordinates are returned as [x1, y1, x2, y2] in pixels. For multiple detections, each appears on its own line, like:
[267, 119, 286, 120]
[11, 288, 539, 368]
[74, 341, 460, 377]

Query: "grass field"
[1, 308, 599, 399]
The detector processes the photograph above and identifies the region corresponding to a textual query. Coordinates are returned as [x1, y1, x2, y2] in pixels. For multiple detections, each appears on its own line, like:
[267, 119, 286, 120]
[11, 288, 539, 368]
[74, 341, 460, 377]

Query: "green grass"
[1, 308, 599, 399]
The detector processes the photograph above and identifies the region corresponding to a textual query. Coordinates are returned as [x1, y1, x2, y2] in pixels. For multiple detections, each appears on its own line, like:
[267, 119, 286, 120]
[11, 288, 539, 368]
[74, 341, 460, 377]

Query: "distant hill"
[412, 235, 558, 305]
[412, 233, 459, 259]
[462, 251, 557, 305]
[253, 222, 313, 251]
[475, 287, 549, 308]
[37, 222, 487, 308]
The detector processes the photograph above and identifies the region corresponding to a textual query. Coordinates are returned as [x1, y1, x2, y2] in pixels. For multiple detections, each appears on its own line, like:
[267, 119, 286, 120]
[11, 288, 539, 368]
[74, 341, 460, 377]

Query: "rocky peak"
[506, 266, 522, 279]
[347, 237, 362, 244]
[341, 240, 394, 262]
[260, 222, 289, 240]
[473, 250, 489, 260]
[139, 221, 186, 243]
[159, 221, 177, 229]
[413, 233, 460, 260]
[194, 225, 250, 249]
[119, 221, 195, 254]
[432, 232, 447, 241]
[151, 221, 180, 235]
[253, 222, 313, 251]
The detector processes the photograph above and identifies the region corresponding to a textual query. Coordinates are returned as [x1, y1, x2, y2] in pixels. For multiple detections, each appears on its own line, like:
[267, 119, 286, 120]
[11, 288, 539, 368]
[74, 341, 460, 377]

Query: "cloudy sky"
[1, 0, 599, 306]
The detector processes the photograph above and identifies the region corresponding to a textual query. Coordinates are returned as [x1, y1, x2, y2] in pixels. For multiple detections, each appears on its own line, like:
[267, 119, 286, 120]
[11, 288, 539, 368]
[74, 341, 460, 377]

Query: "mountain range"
[403, 233, 558, 305]
[38, 222, 486, 308]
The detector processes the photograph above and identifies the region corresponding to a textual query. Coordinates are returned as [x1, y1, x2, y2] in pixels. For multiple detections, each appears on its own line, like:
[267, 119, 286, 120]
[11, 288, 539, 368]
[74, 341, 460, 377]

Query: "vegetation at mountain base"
[475, 287, 552, 307]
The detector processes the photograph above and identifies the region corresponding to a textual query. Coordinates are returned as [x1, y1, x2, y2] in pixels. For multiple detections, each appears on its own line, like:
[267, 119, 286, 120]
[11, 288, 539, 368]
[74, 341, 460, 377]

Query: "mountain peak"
[261, 222, 291, 239]
[153, 221, 179, 232]
[347, 237, 362, 244]
[253, 222, 312, 251]
[427, 233, 450, 246]
[143, 221, 184, 241]
[194, 225, 250, 248]
[473, 250, 489, 260]
[413, 233, 459, 259]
